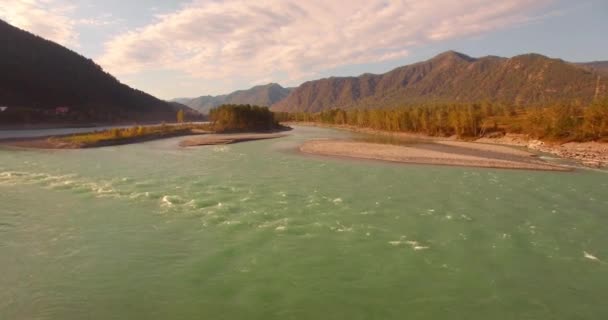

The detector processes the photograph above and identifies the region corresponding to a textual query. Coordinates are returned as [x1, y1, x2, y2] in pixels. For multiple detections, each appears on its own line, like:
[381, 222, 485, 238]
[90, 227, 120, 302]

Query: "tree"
[209, 104, 279, 132]
[280, 100, 608, 142]
[582, 100, 608, 139]
[177, 110, 185, 123]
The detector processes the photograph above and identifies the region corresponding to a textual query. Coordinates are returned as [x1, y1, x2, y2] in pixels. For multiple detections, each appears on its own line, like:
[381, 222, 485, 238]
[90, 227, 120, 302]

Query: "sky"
[1, 0, 607, 99]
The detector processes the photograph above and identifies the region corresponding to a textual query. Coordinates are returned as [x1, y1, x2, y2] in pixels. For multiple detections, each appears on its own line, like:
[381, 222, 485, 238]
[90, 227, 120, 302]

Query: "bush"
[209, 104, 280, 132]
[109, 128, 122, 138]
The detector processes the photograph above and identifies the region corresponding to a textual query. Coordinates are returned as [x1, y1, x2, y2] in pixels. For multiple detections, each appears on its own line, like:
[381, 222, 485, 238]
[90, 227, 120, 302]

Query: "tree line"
[274, 100, 608, 141]
[210, 104, 282, 132]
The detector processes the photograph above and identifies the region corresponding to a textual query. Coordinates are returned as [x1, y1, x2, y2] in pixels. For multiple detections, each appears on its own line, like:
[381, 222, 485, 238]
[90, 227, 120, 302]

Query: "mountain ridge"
[177, 83, 292, 114]
[272, 51, 607, 113]
[0, 19, 193, 124]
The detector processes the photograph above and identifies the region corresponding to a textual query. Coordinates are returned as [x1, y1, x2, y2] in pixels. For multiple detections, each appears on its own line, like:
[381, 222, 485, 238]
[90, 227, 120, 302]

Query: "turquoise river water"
[1, 126, 607, 319]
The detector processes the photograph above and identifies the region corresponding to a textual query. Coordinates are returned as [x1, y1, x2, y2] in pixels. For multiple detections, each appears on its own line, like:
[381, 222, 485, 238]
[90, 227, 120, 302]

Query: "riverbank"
[0, 121, 208, 131]
[476, 134, 608, 168]
[288, 122, 608, 168]
[0, 123, 291, 149]
[301, 139, 570, 171]
[1, 129, 202, 149]
[180, 133, 288, 147]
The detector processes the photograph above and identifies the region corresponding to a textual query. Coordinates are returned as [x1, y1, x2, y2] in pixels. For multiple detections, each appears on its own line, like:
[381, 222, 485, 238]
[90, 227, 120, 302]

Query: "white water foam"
[0, 171, 120, 197]
[332, 221, 352, 232]
[460, 214, 473, 221]
[584, 251, 600, 262]
[213, 146, 230, 152]
[257, 218, 289, 229]
[161, 195, 174, 207]
[389, 238, 430, 251]
[221, 220, 241, 226]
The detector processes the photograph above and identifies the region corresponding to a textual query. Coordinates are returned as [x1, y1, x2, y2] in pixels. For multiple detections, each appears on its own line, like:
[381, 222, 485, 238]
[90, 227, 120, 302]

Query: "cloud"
[75, 17, 117, 27]
[0, 0, 79, 47]
[0, 1, 119, 48]
[98, 0, 552, 84]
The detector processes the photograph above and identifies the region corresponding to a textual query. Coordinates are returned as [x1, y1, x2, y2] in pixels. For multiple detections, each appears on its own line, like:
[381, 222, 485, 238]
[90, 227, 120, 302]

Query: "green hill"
[272, 51, 606, 112]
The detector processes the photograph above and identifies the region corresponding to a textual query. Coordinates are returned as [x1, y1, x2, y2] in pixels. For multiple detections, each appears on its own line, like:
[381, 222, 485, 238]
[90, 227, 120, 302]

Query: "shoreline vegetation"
[0, 122, 158, 130]
[1, 123, 212, 149]
[0, 105, 290, 149]
[274, 101, 608, 142]
[2, 101, 605, 170]
[276, 101, 608, 168]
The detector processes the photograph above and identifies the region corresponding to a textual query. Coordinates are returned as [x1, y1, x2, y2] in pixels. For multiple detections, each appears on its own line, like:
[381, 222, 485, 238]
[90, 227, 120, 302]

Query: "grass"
[55, 123, 213, 147]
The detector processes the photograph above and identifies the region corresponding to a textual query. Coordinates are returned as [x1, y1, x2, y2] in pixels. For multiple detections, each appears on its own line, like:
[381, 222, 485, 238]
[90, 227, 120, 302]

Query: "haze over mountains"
[175, 83, 292, 114]
[272, 51, 607, 113]
[0, 19, 192, 124]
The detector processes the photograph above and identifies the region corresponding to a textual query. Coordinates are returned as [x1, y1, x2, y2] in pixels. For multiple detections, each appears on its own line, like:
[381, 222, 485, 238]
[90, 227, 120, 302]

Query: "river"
[1, 126, 607, 319]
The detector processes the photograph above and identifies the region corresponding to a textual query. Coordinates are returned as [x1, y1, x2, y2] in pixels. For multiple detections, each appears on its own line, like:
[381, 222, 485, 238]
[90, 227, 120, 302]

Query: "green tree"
[209, 104, 279, 132]
[281, 100, 608, 142]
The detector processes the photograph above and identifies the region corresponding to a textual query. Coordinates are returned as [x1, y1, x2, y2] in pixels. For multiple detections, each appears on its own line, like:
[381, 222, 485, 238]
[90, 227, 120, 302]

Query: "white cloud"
[98, 0, 552, 84]
[75, 17, 116, 27]
[0, 0, 79, 47]
[0, 1, 119, 48]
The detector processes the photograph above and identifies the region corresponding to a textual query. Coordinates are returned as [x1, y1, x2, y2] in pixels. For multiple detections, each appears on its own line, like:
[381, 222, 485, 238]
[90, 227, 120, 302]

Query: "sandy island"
[289, 122, 608, 168]
[0, 131, 288, 149]
[300, 139, 571, 171]
[0, 131, 198, 149]
[179, 133, 288, 147]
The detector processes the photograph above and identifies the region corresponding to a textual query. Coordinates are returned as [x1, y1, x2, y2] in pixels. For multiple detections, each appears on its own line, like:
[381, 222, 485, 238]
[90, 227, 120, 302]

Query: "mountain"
[272, 51, 607, 113]
[178, 83, 291, 114]
[577, 61, 608, 75]
[178, 95, 228, 115]
[0, 19, 192, 124]
[224, 83, 292, 107]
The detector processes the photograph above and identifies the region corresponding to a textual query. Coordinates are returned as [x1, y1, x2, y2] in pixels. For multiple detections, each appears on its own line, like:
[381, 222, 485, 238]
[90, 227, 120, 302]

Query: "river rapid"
[1, 126, 607, 319]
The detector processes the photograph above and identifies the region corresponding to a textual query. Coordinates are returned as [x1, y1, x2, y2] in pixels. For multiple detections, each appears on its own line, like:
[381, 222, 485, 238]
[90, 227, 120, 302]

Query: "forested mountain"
[272, 51, 607, 113]
[178, 83, 291, 114]
[0, 19, 191, 124]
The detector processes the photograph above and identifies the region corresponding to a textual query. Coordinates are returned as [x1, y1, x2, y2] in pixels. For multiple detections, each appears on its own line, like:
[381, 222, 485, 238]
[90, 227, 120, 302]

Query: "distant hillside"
[167, 101, 201, 117]
[178, 83, 291, 114]
[179, 95, 228, 115]
[0, 19, 192, 124]
[577, 61, 608, 75]
[273, 51, 607, 113]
